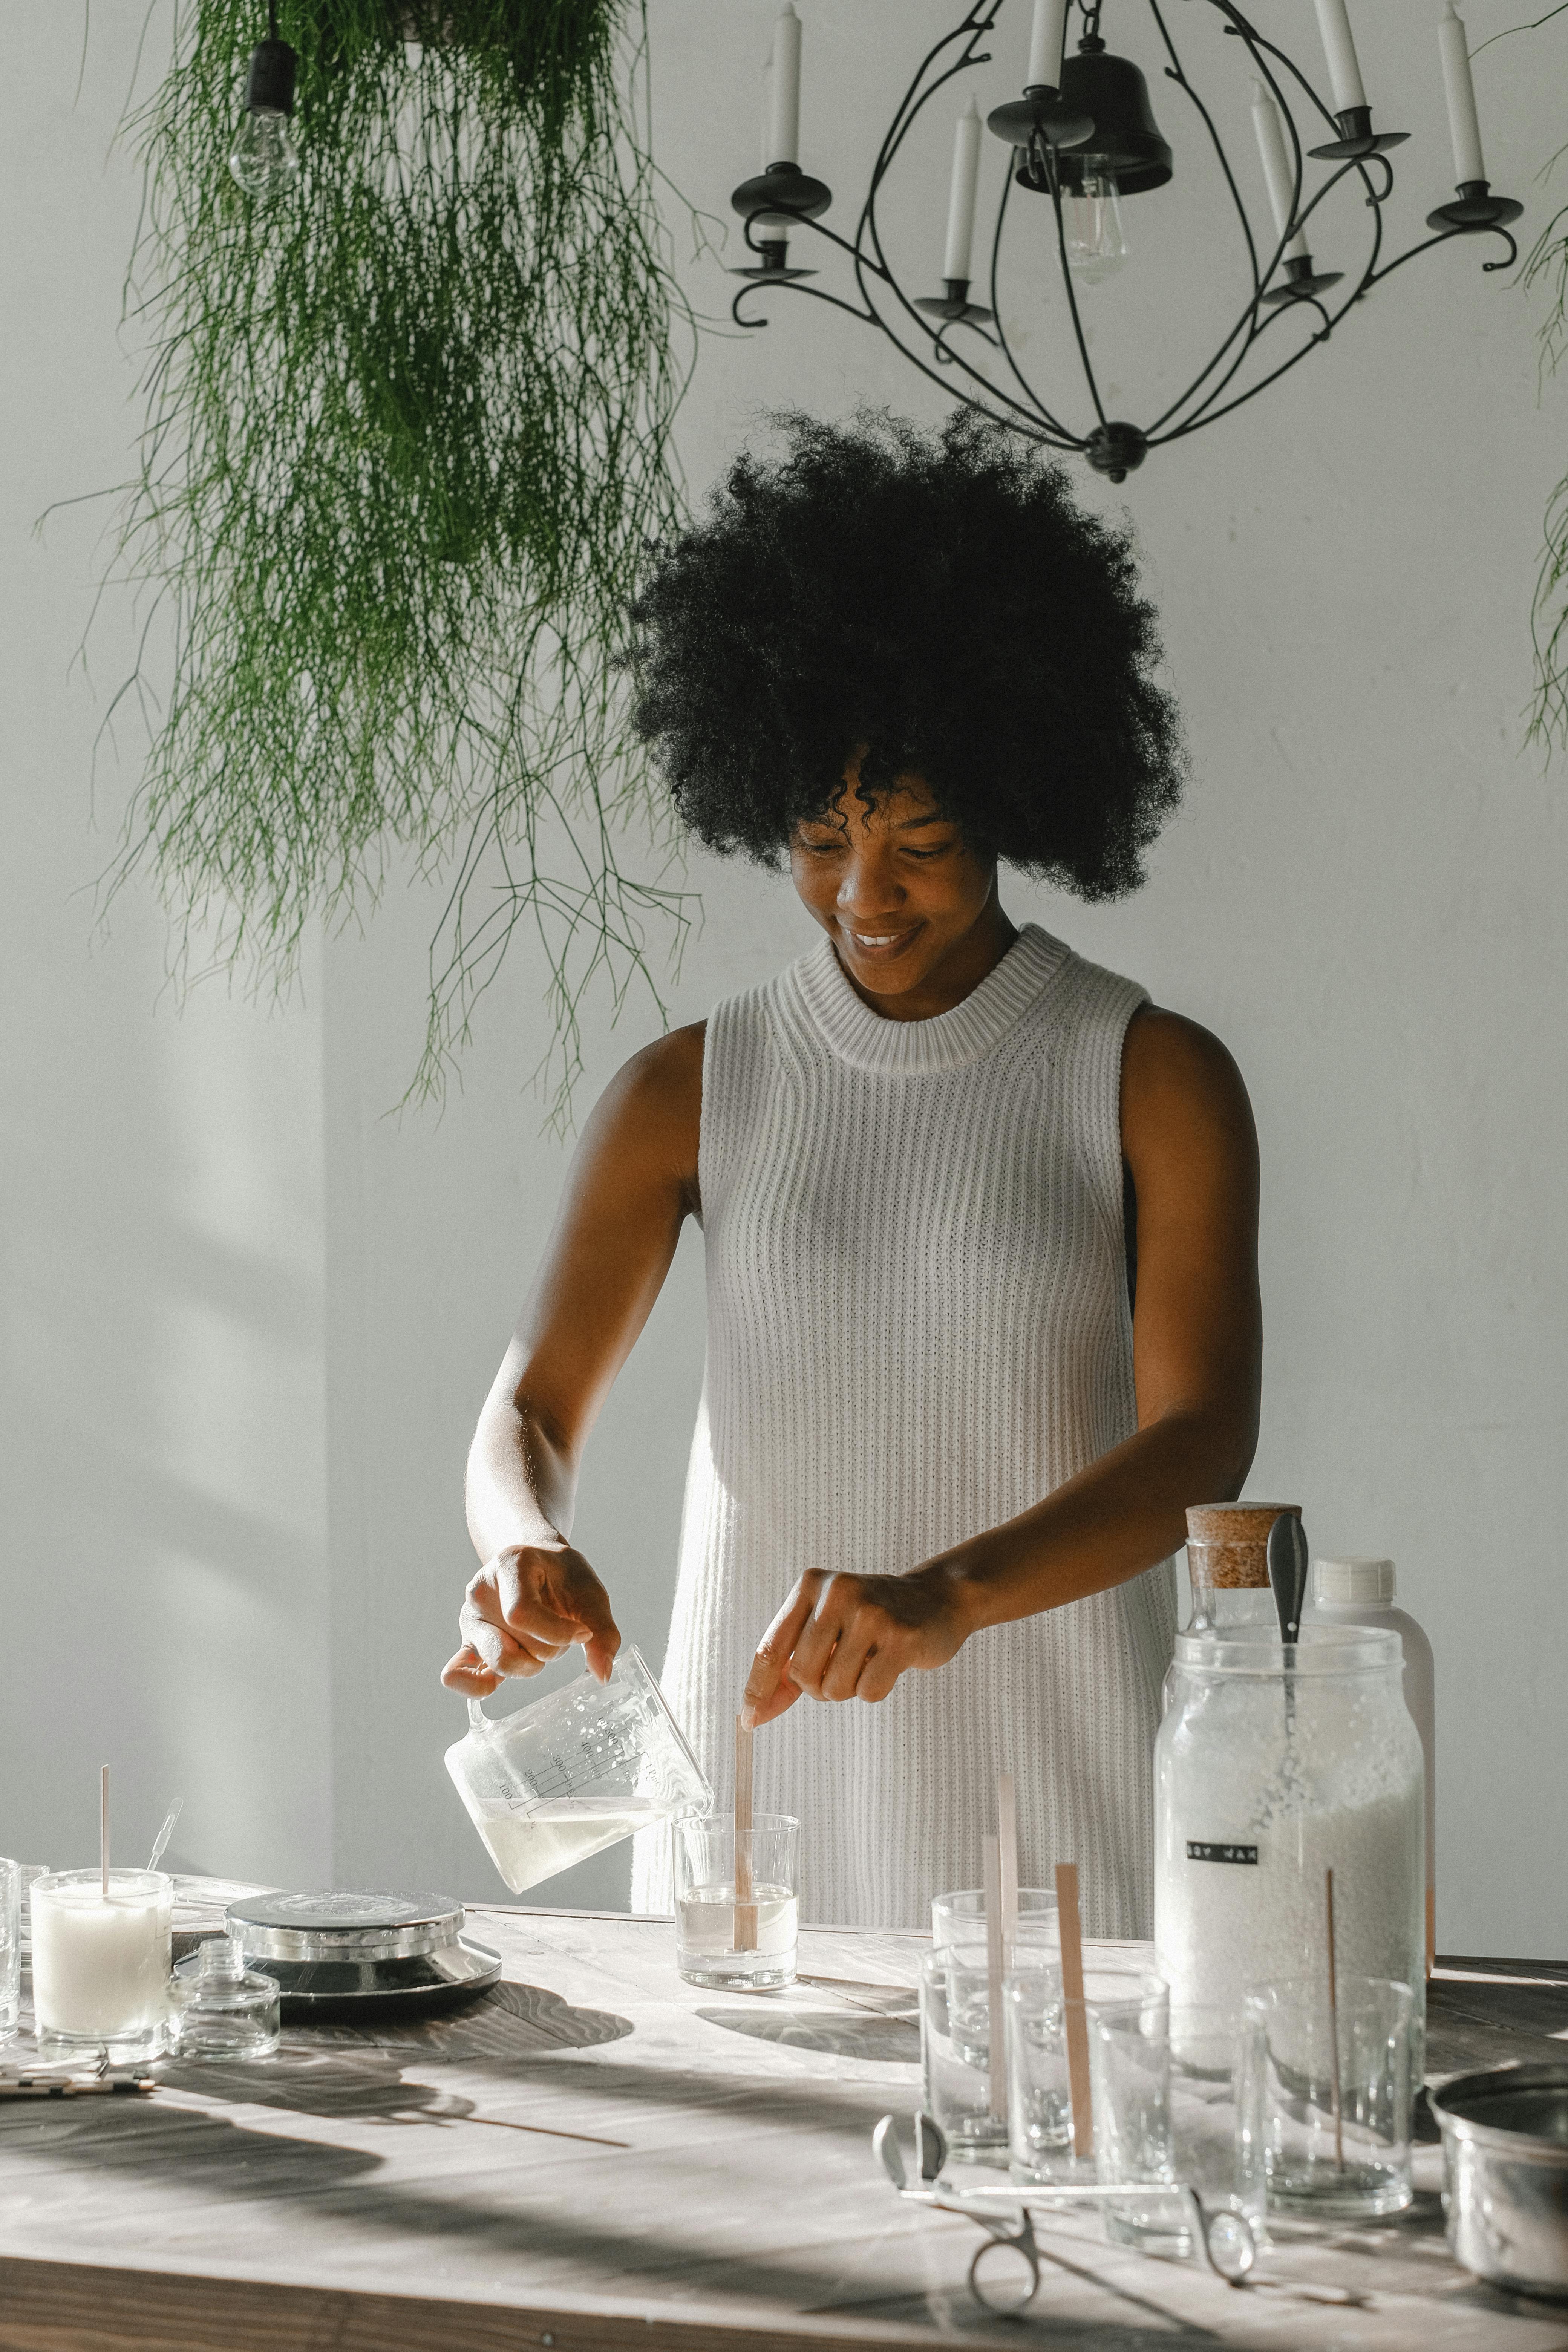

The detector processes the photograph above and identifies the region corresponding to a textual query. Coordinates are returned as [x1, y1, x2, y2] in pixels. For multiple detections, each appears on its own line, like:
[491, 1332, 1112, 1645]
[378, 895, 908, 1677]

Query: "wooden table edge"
[0, 2253, 994, 2352]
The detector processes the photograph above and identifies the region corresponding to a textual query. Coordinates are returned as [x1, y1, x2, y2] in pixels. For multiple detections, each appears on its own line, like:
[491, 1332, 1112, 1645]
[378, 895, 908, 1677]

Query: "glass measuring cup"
[444, 1643, 712, 1893]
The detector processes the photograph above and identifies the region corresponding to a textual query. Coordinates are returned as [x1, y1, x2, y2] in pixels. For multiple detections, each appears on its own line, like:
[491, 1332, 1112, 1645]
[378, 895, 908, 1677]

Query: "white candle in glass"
[1252, 83, 1311, 259]
[943, 100, 984, 282]
[1027, 0, 1069, 91]
[769, 3, 801, 167]
[1312, 0, 1367, 114]
[30, 1870, 171, 2043]
[1438, 4, 1486, 186]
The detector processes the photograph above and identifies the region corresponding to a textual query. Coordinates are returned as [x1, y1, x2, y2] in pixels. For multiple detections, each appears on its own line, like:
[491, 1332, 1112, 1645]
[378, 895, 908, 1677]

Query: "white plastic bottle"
[1314, 1557, 1436, 1973]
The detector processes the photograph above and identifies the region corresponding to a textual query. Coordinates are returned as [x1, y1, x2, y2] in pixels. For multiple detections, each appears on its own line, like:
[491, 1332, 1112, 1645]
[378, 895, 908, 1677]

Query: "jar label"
[1185, 1840, 1259, 1865]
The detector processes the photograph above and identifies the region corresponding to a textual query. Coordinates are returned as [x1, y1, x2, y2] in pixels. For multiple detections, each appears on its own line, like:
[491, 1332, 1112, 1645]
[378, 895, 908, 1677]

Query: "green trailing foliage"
[112, 0, 697, 1109]
[1525, 165, 1568, 751]
[1485, 4, 1568, 751]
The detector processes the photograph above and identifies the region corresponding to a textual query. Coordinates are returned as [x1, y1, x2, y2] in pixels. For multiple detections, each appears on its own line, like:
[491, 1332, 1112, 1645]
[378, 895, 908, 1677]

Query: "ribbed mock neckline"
[789, 920, 1069, 1074]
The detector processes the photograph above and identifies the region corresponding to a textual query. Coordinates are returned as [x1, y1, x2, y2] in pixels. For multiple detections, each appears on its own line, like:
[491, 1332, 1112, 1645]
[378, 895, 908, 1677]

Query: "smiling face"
[789, 770, 1015, 1020]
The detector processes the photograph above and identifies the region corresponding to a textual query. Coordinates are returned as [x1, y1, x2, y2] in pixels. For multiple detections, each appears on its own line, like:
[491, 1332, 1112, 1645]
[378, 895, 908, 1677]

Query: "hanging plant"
[1526, 167, 1568, 750]
[1482, 3, 1568, 752]
[107, 1, 697, 1109]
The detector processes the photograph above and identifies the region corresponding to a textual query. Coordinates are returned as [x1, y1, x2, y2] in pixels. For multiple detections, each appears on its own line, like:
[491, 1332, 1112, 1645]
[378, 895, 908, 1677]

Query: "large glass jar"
[1154, 1624, 1423, 2037]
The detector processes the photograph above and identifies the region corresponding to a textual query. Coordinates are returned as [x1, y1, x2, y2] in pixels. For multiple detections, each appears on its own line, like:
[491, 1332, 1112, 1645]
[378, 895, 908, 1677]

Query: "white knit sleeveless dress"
[631, 922, 1177, 1938]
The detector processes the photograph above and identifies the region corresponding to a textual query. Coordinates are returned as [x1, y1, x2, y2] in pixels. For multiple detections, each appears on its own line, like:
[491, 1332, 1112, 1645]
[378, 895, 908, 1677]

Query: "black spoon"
[1268, 1510, 1310, 1734]
[1267, 1510, 1310, 1647]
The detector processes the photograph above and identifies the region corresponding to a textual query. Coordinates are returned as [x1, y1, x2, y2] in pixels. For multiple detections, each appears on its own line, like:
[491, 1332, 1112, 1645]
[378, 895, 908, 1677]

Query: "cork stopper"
[1185, 1501, 1302, 1591]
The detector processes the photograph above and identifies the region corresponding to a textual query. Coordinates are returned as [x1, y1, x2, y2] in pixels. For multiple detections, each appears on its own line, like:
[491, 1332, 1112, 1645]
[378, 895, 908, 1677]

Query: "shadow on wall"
[0, 911, 332, 1889]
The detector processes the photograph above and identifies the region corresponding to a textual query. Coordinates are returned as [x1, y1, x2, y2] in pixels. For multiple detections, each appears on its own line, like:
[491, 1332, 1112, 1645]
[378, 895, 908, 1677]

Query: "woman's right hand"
[441, 1543, 622, 1694]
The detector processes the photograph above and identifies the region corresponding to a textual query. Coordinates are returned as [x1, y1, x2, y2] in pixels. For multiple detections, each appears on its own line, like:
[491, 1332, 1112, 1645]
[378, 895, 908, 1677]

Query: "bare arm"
[743, 1006, 1262, 1724]
[444, 1023, 704, 1692]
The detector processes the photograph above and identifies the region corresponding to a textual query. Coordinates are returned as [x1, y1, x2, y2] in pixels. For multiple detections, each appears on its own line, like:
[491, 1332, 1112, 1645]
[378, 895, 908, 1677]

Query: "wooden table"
[2, 1890, 1566, 2352]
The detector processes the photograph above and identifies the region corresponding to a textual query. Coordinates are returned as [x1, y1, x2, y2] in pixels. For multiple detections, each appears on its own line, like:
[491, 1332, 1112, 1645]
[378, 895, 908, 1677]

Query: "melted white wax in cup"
[31, 1873, 172, 2038]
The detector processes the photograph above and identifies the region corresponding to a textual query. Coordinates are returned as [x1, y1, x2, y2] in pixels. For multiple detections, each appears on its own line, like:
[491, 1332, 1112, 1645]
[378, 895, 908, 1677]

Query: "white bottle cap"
[1316, 1555, 1396, 1604]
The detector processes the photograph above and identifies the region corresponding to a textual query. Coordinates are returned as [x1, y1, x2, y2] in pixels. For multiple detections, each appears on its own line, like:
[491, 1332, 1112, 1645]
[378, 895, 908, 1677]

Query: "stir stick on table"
[100, 1764, 110, 1899]
[1055, 1860, 1093, 2160]
[733, 1712, 757, 1952]
[1325, 1866, 1344, 2170]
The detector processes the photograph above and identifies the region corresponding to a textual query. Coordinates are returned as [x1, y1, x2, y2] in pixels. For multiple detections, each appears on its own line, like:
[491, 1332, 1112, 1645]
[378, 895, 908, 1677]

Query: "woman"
[444, 413, 1261, 1937]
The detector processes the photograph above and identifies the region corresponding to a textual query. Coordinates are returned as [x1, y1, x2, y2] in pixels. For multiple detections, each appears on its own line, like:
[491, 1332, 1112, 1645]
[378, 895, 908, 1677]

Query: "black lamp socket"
[245, 38, 297, 116]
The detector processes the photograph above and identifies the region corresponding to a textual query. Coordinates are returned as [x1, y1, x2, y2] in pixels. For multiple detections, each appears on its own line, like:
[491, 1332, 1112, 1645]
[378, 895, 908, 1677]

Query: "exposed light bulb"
[1064, 170, 1128, 283]
[228, 104, 300, 196]
[229, 22, 299, 199]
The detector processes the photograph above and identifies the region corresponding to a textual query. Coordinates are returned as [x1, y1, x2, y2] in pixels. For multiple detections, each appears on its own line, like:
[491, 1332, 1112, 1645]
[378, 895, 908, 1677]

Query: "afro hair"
[626, 409, 1187, 899]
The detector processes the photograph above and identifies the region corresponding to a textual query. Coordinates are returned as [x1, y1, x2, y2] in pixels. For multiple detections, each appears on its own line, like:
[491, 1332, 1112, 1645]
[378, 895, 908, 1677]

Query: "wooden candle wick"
[985, 1773, 1021, 2130]
[100, 1764, 110, 1901]
[1326, 1866, 1344, 2171]
[997, 1771, 1018, 1970]
[984, 1835, 1007, 2125]
[1055, 1861, 1092, 2161]
[733, 1713, 757, 1953]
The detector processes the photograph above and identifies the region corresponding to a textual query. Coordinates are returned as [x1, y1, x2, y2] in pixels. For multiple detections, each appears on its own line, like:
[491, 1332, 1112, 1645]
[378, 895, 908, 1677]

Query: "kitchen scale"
[222, 1889, 502, 2016]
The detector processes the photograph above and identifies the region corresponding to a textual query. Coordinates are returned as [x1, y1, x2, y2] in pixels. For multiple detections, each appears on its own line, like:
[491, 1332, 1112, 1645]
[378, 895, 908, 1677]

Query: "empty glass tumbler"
[1004, 1962, 1164, 2184]
[446, 1642, 712, 1894]
[0, 1861, 18, 2042]
[672, 1814, 800, 1990]
[16, 1865, 49, 1969]
[922, 1944, 1021, 2165]
[1241, 1975, 1415, 2218]
[931, 1885, 1060, 1959]
[1096, 2000, 1265, 2252]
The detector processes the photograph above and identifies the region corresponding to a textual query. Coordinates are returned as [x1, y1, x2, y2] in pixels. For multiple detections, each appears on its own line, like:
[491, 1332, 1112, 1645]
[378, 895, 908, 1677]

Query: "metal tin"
[225, 1890, 501, 2015]
[1430, 2063, 1568, 2301]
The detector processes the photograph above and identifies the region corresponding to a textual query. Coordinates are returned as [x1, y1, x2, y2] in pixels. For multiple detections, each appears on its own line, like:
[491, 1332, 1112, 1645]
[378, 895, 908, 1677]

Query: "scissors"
[872, 2111, 1258, 2315]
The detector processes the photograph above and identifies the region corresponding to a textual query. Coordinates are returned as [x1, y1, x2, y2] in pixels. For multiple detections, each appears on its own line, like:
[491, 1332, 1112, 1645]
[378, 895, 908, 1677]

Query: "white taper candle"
[1252, 83, 1311, 259]
[1312, 0, 1367, 114]
[1438, 4, 1486, 186]
[756, 58, 787, 245]
[769, 3, 801, 166]
[1027, 0, 1069, 90]
[943, 99, 984, 281]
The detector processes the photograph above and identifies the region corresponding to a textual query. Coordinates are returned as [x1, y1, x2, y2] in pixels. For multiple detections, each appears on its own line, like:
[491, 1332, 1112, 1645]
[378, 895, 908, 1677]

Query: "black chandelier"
[727, 0, 1522, 481]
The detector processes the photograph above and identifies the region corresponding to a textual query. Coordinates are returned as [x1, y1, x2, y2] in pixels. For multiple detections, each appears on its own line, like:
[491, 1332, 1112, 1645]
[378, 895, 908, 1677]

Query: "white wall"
[0, 10, 332, 1889]
[3, 3, 1563, 1951]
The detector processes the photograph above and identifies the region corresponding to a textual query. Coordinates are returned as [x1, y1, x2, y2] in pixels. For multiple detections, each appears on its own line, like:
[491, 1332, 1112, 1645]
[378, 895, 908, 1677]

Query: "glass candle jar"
[931, 1885, 1060, 1960]
[1154, 1624, 1423, 2044]
[672, 1813, 800, 1990]
[1241, 1974, 1416, 2219]
[30, 1868, 173, 2064]
[0, 1861, 19, 2043]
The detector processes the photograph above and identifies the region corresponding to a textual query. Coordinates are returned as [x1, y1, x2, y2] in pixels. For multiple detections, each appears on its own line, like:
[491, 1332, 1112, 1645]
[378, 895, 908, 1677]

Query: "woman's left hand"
[741, 1565, 969, 1729]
